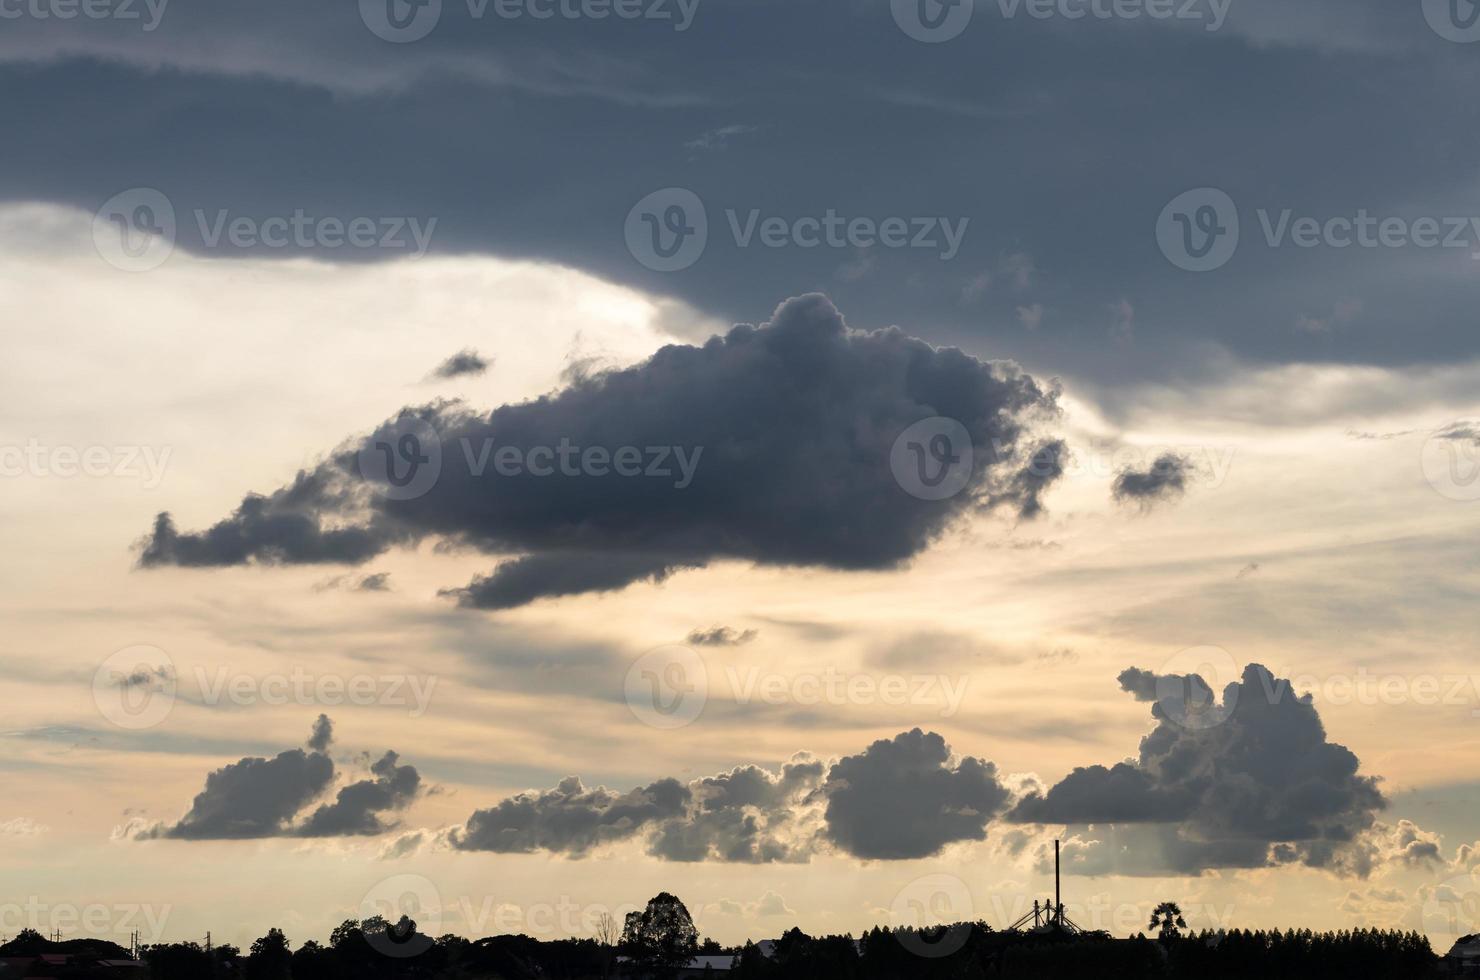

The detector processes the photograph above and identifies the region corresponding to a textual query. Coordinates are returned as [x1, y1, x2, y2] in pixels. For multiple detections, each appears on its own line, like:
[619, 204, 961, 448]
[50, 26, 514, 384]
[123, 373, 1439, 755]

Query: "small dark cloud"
[129, 717, 420, 841]
[307, 714, 334, 753]
[430, 348, 491, 380]
[296, 750, 422, 837]
[452, 776, 690, 856]
[313, 572, 392, 593]
[686, 626, 758, 647]
[1111, 452, 1192, 509]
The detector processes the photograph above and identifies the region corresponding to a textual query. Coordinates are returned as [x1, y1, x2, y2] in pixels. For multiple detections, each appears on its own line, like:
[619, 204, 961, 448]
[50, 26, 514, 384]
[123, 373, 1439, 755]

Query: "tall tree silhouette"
[620, 892, 699, 980]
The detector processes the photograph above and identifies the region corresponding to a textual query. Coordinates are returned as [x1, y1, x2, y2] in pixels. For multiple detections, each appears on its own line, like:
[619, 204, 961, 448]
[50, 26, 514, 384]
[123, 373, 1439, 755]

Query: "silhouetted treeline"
[0, 913, 1444, 980]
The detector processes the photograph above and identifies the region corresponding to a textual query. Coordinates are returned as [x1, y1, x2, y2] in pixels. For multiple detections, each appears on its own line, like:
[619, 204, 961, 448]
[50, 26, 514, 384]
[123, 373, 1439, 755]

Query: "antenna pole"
[1055, 839, 1061, 927]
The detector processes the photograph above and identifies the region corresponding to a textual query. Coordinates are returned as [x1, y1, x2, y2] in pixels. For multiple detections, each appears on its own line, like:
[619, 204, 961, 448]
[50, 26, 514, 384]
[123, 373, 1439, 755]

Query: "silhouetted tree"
[620, 892, 699, 979]
[1150, 903, 1187, 945]
[248, 927, 291, 980]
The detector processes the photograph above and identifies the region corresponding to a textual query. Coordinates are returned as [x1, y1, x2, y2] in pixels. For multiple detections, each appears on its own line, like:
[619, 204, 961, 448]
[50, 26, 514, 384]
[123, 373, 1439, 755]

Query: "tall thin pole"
[1054, 839, 1061, 926]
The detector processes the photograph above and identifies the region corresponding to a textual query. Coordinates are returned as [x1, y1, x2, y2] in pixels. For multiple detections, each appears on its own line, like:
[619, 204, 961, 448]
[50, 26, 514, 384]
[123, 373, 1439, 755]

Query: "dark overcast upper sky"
[6, 0, 1480, 385]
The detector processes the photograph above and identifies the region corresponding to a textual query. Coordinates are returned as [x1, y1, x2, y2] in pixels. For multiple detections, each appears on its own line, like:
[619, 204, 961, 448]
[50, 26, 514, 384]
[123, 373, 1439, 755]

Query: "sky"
[3, 0, 1480, 959]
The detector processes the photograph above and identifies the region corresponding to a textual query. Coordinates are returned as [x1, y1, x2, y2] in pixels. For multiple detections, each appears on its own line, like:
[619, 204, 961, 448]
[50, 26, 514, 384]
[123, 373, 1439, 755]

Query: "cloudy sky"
[4, 0, 1480, 956]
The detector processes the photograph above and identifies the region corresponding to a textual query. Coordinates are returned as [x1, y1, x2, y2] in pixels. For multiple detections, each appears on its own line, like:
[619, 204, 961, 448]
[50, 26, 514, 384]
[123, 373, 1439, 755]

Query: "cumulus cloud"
[136, 295, 1063, 609]
[1111, 452, 1192, 509]
[450, 730, 1006, 863]
[128, 717, 419, 841]
[431, 348, 491, 380]
[1009, 664, 1389, 876]
[296, 750, 422, 837]
[452, 776, 691, 856]
[823, 729, 1011, 859]
[686, 626, 759, 647]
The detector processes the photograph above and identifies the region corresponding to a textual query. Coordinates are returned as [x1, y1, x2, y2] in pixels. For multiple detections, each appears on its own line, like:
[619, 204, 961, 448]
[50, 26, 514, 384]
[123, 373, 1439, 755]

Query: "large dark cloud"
[451, 730, 1006, 862]
[822, 728, 1011, 860]
[137, 295, 1063, 608]
[132, 717, 421, 841]
[1009, 664, 1389, 875]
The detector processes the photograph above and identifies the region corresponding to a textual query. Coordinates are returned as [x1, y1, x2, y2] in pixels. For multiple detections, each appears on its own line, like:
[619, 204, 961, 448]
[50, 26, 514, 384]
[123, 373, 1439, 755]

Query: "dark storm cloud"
[431, 349, 491, 380]
[131, 717, 421, 841]
[137, 295, 1063, 608]
[822, 728, 1011, 859]
[1009, 664, 1389, 875]
[296, 750, 422, 837]
[450, 731, 1004, 862]
[685, 626, 759, 647]
[1111, 453, 1192, 508]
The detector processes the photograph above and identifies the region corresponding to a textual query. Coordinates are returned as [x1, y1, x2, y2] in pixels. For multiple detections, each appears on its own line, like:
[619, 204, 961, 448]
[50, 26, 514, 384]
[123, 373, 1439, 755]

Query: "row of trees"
[2, 895, 1444, 980]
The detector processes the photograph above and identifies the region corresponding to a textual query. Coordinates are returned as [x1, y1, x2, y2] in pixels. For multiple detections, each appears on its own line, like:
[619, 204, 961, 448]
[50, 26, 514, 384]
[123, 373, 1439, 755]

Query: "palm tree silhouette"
[1149, 902, 1187, 944]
